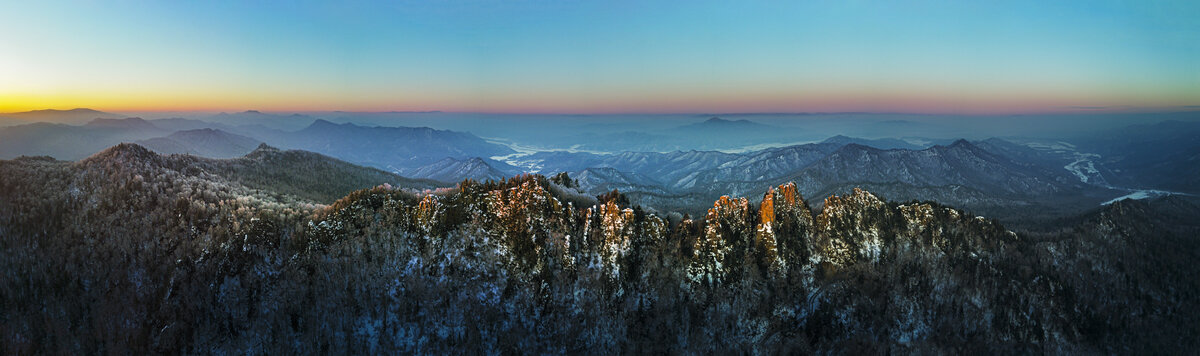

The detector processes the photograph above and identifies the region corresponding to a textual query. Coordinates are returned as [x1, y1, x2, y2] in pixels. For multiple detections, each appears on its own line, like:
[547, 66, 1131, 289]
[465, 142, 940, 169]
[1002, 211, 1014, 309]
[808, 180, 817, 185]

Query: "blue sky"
[1, 0, 1197, 113]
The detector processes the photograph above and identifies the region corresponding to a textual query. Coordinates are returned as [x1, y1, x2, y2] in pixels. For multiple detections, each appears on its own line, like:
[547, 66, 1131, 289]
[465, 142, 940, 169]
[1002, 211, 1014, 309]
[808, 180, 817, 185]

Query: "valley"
[6, 112, 1196, 229]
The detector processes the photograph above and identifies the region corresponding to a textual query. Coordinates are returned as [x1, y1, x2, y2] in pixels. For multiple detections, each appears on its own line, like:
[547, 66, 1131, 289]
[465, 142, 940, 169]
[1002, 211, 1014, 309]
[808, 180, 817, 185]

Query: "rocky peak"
[463, 157, 491, 167]
[412, 194, 442, 234]
[595, 200, 634, 276]
[243, 143, 282, 160]
[79, 143, 163, 167]
[938, 138, 984, 154]
[757, 183, 807, 226]
[483, 178, 573, 248]
[598, 200, 634, 234]
[706, 195, 751, 223]
[755, 187, 784, 272]
[812, 188, 890, 266]
[689, 195, 754, 285]
[818, 188, 884, 221]
[777, 182, 800, 205]
[760, 188, 776, 226]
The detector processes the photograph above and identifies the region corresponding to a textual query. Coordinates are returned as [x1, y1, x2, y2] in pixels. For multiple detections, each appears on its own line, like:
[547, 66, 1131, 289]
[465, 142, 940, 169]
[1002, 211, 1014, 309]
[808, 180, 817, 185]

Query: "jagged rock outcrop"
[813, 187, 890, 266]
[755, 182, 813, 276]
[687, 195, 749, 285]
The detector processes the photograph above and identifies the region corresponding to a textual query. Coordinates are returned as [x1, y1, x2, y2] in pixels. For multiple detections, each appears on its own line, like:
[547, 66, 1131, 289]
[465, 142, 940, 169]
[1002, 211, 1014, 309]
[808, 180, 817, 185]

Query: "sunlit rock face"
[413, 194, 441, 235]
[756, 182, 814, 277]
[598, 201, 633, 276]
[756, 187, 782, 273]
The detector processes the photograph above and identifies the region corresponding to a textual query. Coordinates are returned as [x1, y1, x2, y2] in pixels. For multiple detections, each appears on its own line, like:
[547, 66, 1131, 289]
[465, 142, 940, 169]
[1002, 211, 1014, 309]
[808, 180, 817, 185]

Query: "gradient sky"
[1, 0, 1198, 114]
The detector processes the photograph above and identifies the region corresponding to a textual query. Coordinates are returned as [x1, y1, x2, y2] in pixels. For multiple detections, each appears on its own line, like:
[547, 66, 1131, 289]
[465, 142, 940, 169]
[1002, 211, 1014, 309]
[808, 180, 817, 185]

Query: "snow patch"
[716, 139, 822, 154]
[1064, 152, 1102, 184]
[1102, 189, 1179, 205]
[1020, 140, 1076, 152]
[901, 137, 933, 147]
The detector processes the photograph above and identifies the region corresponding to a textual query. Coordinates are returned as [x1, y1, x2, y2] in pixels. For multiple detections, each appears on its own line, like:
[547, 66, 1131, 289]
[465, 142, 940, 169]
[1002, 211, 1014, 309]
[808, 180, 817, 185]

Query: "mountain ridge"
[137, 128, 262, 158]
[1, 144, 1198, 352]
[1, 108, 123, 121]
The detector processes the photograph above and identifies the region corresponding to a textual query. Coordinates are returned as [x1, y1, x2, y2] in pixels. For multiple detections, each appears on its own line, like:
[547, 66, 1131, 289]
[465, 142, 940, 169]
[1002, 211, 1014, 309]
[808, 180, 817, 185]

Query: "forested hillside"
[1, 144, 1197, 353]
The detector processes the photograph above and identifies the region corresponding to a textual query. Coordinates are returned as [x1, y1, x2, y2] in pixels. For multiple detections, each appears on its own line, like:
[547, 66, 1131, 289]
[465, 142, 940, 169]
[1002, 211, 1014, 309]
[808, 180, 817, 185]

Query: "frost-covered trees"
[2, 147, 1198, 354]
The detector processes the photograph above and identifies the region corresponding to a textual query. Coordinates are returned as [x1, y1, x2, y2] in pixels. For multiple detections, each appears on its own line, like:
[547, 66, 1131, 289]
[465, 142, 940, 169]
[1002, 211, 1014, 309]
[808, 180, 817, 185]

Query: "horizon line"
[5, 106, 1200, 117]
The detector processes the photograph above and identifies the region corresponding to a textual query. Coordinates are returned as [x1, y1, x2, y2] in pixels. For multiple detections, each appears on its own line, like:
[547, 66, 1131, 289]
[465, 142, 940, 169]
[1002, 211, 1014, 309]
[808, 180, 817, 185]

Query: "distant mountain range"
[792, 140, 1079, 196]
[0, 118, 170, 160]
[819, 135, 928, 150]
[1, 112, 1192, 227]
[213, 143, 450, 203]
[406, 157, 516, 183]
[543, 117, 805, 152]
[571, 167, 669, 195]
[77, 142, 448, 204]
[137, 128, 262, 158]
[148, 117, 242, 132]
[677, 116, 774, 132]
[1075, 120, 1200, 194]
[536, 117, 942, 153]
[0, 117, 517, 177]
[248, 119, 517, 174]
[519, 139, 1025, 196]
[0, 108, 124, 125]
[495, 138, 1117, 224]
[204, 110, 317, 131]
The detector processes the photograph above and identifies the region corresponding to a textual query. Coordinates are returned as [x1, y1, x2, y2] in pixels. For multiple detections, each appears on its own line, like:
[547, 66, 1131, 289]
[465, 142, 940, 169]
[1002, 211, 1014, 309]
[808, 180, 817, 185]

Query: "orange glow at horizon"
[2, 85, 1196, 115]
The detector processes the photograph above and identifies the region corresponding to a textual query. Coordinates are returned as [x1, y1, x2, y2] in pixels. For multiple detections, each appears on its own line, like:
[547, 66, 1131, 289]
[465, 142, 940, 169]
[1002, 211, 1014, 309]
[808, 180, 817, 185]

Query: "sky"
[1, 0, 1198, 114]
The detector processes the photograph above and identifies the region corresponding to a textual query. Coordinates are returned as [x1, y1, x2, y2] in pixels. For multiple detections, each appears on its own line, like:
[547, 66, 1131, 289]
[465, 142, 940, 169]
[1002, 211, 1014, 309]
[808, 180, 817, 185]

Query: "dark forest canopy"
[1, 144, 1198, 354]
